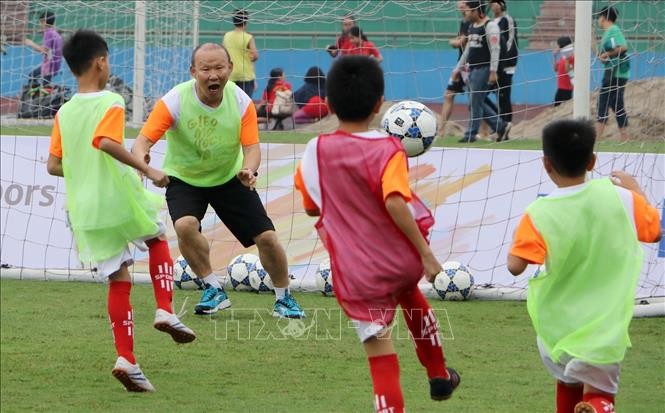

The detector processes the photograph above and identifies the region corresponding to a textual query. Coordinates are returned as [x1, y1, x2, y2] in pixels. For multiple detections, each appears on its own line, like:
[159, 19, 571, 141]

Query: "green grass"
[1, 125, 663, 153]
[1, 279, 663, 413]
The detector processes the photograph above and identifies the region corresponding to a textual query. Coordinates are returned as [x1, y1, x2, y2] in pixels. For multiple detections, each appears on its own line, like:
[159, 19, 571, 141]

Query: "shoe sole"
[272, 311, 305, 319]
[431, 368, 461, 401]
[111, 369, 154, 392]
[194, 299, 232, 315]
[153, 322, 196, 344]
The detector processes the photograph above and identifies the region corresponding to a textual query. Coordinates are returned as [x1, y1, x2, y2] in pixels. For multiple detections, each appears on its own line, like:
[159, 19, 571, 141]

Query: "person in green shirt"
[506, 119, 661, 413]
[47, 30, 196, 393]
[223, 9, 259, 98]
[596, 6, 630, 142]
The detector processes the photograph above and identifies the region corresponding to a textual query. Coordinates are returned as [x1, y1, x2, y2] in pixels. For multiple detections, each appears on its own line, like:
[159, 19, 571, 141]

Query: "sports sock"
[581, 393, 615, 413]
[556, 381, 583, 413]
[146, 238, 173, 313]
[368, 353, 405, 413]
[274, 287, 289, 300]
[202, 273, 222, 289]
[399, 287, 448, 379]
[108, 281, 135, 364]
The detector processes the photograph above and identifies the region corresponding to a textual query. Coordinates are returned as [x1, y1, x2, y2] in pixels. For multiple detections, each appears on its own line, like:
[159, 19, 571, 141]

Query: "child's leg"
[146, 237, 173, 313]
[364, 331, 405, 413]
[108, 265, 135, 364]
[556, 381, 583, 413]
[398, 287, 447, 379]
[574, 384, 615, 413]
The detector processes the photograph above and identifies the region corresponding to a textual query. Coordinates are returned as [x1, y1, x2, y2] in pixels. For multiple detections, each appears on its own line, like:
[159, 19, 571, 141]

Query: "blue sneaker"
[273, 293, 305, 319]
[194, 285, 231, 315]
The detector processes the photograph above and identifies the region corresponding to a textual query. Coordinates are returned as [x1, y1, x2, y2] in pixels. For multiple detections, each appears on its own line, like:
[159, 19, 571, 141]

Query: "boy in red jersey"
[46, 30, 195, 392]
[294, 56, 459, 413]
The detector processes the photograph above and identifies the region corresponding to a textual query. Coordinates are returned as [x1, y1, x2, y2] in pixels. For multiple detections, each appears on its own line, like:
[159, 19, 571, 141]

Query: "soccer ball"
[432, 261, 474, 301]
[315, 258, 334, 296]
[381, 100, 438, 157]
[227, 253, 261, 291]
[173, 256, 205, 290]
[248, 262, 274, 293]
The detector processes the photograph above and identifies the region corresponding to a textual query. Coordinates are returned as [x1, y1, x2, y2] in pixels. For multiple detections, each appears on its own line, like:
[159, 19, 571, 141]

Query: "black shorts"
[446, 77, 466, 94]
[166, 176, 275, 247]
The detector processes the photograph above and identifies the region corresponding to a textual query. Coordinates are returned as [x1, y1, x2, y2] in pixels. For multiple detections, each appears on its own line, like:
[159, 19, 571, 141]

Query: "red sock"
[556, 381, 583, 413]
[399, 287, 448, 379]
[368, 354, 405, 413]
[147, 238, 173, 313]
[108, 281, 135, 364]
[582, 393, 615, 413]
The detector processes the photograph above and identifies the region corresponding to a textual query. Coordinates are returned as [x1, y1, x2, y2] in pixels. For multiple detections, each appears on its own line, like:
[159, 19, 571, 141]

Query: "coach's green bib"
[162, 79, 243, 187]
[58, 91, 162, 262]
[526, 178, 642, 364]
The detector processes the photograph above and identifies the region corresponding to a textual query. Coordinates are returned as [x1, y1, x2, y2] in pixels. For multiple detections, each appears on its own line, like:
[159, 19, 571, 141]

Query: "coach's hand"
[237, 168, 258, 191]
[145, 167, 170, 188]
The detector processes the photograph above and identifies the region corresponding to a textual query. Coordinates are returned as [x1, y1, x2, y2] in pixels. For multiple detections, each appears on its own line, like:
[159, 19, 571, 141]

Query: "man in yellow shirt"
[223, 9, 259, 98]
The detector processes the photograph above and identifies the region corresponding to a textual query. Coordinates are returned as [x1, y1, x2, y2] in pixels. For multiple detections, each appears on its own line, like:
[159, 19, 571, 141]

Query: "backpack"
[271, 89, 296, 116]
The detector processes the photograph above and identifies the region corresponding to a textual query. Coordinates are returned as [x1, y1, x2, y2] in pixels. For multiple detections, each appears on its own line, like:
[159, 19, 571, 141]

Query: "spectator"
[327, 14, 356, 58]
[256, 68, 293, 118]
[223, 9, 259, 98]
[453, 1, 510, 143]
[596, 5, 630, 142]
[24, 10, 63, 87]
[347, 26, 383, 63]
[293, 66, 328, 123]
[489, 0, 518, 130]
[553, 36, 574, 106]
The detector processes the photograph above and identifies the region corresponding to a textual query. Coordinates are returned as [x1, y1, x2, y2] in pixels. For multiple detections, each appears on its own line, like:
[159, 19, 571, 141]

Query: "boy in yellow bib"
[507, 119, 661, 413]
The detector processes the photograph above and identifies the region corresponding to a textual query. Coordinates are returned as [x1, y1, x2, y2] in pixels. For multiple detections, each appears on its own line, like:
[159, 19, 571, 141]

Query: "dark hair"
[39, 10, 55, 25]
[63, 30, 108, 76]
[465, 1, 486, 15]
[489, 0, 506, 11]
[232, 9, 249, 27]
[557, 36, 572, 48]
[542, 119, 596, 177]
[598, 6, 618, 22]
[326, 56, 384, 122]
[349, 26, 368, 41]
[304, 66, 325, 85]
[265, 67, 284, 94]
[191, 43, 231, 66]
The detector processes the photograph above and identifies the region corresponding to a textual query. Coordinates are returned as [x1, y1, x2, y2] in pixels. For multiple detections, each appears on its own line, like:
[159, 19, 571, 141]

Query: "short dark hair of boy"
[233, 9, 249, 27]
[557, 36, 572, 48]
[63, 30, 109, 76]
[542, 119, 596, 177]
[598, 6, 618, 22]
[465, 1, 486, 16]
[39, 11, 55, 25]
[326, 56, 384, 122]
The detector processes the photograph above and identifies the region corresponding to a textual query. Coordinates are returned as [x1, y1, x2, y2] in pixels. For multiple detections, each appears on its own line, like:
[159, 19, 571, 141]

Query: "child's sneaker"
[429, 367, 460, 401]
[111, 357, 155, 392]
[153, 308, 196, 343]
[273, 293, 306, 319]
[194, 285, 231, 315]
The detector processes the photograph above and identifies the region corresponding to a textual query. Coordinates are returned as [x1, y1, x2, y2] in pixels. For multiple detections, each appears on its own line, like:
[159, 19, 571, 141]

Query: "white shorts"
[352, 319, 391, 343]
[96, 221, 166, 278]
[537, 337, 621, 394]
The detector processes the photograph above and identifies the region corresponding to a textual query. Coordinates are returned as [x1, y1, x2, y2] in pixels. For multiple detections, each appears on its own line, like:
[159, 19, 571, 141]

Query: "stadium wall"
[2, 47, 664, 105]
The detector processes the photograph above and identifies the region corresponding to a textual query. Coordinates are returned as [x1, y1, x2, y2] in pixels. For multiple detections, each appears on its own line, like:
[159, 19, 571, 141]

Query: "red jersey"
[556, 55, 574, 91]
[347, 40, 382, 60]
[336, 35, 354, 56]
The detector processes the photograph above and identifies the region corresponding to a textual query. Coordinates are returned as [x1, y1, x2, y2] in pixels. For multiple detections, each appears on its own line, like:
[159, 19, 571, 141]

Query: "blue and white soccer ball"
[173, 255, 205, 290]
[433, 261, 474, 301]
[248, 261, 274, 293]
[381, 100, 438, 157]
[315, 258, 334, 296]
[227, 253, 261, 291]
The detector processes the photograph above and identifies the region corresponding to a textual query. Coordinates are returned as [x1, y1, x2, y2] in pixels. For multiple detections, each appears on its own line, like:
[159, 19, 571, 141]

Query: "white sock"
[202, 273, 222, 289]
[274, 287, 289, 300]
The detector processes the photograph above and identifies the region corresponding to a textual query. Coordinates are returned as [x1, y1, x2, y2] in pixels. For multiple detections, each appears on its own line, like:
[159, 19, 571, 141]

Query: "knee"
[174, 216, 200, 239]
[255, 231, 280, 251]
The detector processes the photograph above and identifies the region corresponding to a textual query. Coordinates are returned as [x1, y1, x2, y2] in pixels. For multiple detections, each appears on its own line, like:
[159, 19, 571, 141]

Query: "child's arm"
[46, 154, 63, 177]
[612, 171, 662, 243]
[98, 137, 169, 187]
[385, 194, 441, 281]
[506, 213, 546, 276]
[507, 254, 529, 276]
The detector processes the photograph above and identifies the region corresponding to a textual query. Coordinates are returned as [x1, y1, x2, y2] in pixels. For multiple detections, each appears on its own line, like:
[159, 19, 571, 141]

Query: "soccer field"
[1, 279, 663, 413]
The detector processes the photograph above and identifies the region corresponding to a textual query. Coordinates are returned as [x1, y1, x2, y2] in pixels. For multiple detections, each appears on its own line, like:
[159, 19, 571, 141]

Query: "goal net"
[1, 1, 663, 310]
